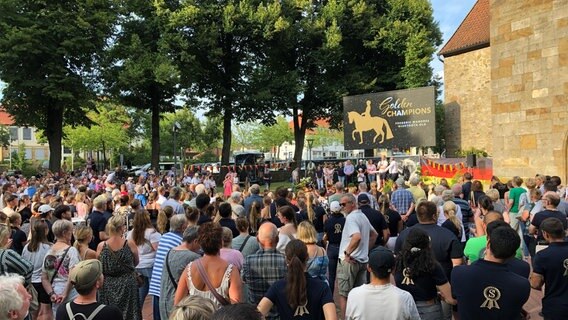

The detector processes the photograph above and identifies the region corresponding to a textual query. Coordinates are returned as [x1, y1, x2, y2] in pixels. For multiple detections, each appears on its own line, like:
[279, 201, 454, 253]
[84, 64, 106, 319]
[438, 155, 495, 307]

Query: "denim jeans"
[326, 243, 340, 296]
[137, 267, 153, 307]
[153, 295, 161, 320]
[415, 301, 443, 320]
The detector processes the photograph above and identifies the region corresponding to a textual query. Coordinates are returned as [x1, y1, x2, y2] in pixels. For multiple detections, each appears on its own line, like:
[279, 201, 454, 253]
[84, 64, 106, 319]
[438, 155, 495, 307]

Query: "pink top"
[220, 248, 244, 271]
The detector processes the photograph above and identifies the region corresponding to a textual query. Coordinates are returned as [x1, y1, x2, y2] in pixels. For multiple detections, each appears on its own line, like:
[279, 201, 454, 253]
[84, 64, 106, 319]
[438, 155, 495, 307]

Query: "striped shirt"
[149, 231, 183, 297]
[0, 248, 33, 286]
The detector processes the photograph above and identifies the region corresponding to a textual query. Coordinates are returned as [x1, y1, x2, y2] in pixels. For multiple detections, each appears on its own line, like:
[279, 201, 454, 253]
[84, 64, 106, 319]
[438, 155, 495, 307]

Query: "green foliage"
[0, 0, 117, 171]
[195, 150, 219, 163]
[310, 127, 343, 148]
[103, 0, 181, 170]
[11, 144, 27, 171]
[455, 148, 489, 158]
[0, 126, 10, 148]
[252, 117, 293, 153]
[159, 109, 205, 156]
[63, 103, 130, 153]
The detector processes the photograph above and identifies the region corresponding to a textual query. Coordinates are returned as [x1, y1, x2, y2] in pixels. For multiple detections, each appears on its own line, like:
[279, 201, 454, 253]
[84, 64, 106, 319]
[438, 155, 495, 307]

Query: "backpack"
[66, 302, 106, 320]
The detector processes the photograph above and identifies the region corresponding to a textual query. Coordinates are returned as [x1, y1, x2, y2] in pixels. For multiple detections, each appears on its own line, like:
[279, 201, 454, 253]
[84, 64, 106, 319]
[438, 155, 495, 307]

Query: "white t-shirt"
[22, 243, 52, 283]
[339, 210, 376, 262]
[127, 228, 161, 269]
[346, 283, 420, 320]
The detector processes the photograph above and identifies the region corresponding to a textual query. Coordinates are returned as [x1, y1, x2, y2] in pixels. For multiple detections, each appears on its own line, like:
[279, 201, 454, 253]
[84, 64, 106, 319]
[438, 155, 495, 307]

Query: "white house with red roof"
[0, 109, 51, 163]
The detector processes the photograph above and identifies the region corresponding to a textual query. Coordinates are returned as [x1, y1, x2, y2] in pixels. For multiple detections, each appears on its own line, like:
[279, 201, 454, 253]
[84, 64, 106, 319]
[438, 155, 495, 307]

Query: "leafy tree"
[310, 127, 343, 149]
[63, 103, 130, 168]
[232, 122, 259, 152]
[253, 116, 293, 158]
[0, 0, 117, 172]
[154, 0, 282, 165]
[103, 0, 181, 172]
[0, 125, 10, 148]
[201, 116, 223, 149]
[255, 0, 441, 164]
[159, 109, 205, 157]
[11, 143, 27, 171]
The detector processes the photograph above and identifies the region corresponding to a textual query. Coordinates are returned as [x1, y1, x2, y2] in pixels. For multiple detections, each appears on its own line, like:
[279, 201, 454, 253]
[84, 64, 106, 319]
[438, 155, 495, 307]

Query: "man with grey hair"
[162, 187, 184, 215]
[149, 214, 188, 320]
[159, 226, 201, 320]
[329, 181, 345, 204]
[242, 222, 287, 320]
[451, 183, 472, 238]
[187, 184, 207, 209]
[407, 176, 426, 203]
[87, 195, 112, 250]
[357, 182, 378, 210]
[338, 193, 378, 319]
[0, 274, 31, 320]
[229, 191, 245, 218]
[244, 184, 263, 218]
[391, 178, 415, 221]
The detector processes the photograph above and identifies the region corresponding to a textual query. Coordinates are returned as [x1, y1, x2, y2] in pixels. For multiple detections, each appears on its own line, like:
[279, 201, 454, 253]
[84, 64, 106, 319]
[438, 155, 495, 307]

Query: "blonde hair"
[305, 193, 315, 223]
[106, 215, 125, 236]
[75, 192, 85, 203]
[157, 206, 174, 234]
[0, 224, 10, 247]
[297, 221, 317, 244]
[74, 225, 93, 249]
[249, 200, 261, 234]
[442, 201, 462, 237]
[52, 219, 73, 238]
[169, 296, 216, 320]
[525, 177, 536, 190]
[485, 189, 500, 202]
[221, 227, 233, 248]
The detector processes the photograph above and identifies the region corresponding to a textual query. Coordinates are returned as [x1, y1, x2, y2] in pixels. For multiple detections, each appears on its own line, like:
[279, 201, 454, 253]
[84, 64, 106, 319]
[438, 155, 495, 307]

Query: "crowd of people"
[0, 162, 567, 320]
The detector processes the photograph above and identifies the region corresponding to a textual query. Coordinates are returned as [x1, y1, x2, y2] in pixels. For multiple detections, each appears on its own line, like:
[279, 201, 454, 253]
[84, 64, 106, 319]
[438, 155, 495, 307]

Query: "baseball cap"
[70, 259, 102, 292]
[368, 246, 395, 276]
[357, 193, 370, 204]
[329, 201, 341, 213]
[38, 204, 55, 215]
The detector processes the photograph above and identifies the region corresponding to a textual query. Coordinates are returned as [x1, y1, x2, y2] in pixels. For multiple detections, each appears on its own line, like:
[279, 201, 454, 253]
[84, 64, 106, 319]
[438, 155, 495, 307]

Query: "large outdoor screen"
[343, 86, 436, 150]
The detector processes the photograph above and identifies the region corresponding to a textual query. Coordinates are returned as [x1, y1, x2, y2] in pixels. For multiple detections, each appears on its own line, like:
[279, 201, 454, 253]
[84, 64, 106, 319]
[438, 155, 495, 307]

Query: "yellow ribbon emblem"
[401, 268, 414, 285]
[480, 286, 501, 310]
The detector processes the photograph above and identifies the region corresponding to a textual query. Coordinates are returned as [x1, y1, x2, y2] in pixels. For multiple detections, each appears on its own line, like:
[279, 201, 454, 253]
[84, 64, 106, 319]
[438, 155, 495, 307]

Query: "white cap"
[330, 201, 341, 213]
[38, 204, 55, 215]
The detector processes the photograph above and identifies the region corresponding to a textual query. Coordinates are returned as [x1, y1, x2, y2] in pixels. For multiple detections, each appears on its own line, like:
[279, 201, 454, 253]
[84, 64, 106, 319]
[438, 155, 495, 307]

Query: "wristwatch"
[48, 291, 55, 297]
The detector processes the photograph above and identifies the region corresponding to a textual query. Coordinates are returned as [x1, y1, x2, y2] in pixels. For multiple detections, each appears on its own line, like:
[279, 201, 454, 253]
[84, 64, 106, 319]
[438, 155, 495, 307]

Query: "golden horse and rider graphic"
[348, 100, 394, 144]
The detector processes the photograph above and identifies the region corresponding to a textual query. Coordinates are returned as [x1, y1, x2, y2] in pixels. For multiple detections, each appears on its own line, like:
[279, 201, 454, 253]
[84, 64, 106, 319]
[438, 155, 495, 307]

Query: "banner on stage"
[343, 86, 436, 150]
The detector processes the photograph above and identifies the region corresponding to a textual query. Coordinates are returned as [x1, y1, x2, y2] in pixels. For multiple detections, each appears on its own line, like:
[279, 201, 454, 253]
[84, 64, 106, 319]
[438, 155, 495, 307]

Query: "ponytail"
[285, 240, 308, 310]
[286, 256, 307, 309]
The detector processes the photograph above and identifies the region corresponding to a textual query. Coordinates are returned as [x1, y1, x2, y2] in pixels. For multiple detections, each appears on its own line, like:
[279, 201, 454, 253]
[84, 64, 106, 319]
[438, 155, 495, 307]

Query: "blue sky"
[430, 0, 477, 95]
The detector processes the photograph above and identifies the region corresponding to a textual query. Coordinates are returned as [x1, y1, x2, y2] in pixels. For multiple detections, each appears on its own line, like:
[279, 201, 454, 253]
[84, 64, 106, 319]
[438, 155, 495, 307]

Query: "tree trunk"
[46, 107, 64, 173]
[102, 140, 107, 170]
[221, 102, 232, 165]
[151, 102, 160, 172]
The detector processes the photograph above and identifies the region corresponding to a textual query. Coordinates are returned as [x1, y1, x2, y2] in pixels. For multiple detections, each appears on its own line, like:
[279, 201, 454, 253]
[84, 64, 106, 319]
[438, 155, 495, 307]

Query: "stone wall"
[490, 0, 568, 181]
[444, 47, 492, 157]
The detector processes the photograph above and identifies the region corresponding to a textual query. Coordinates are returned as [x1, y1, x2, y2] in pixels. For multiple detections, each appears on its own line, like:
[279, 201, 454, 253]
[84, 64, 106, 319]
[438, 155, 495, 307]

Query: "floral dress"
[99, 241, 142, 320]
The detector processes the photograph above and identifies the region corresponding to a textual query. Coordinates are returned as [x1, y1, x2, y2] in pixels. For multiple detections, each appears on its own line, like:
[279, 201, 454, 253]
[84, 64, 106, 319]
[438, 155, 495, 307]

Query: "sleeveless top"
[306, 246, 329, 284]
[187, 261, 233, 309]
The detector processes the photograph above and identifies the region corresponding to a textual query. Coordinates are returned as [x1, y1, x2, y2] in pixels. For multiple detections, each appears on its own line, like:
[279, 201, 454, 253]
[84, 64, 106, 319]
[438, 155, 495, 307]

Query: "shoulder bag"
[194, 259, 230, 306]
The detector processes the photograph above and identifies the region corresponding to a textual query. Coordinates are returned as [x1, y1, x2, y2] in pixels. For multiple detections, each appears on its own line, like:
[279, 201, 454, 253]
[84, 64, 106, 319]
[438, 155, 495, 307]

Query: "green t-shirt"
[509, 187, 526, 213]
[464, 235, 523, 263]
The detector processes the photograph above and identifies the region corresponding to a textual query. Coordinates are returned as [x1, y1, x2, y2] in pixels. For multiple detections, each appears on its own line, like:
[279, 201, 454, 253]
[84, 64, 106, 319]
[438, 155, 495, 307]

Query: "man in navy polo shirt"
[452, 223, 530, 320]
[530, 217, 568, 320]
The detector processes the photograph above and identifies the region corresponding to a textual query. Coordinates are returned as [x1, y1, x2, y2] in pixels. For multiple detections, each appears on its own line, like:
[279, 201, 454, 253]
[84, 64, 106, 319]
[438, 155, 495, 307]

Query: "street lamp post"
[173, 122, 181, 186]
